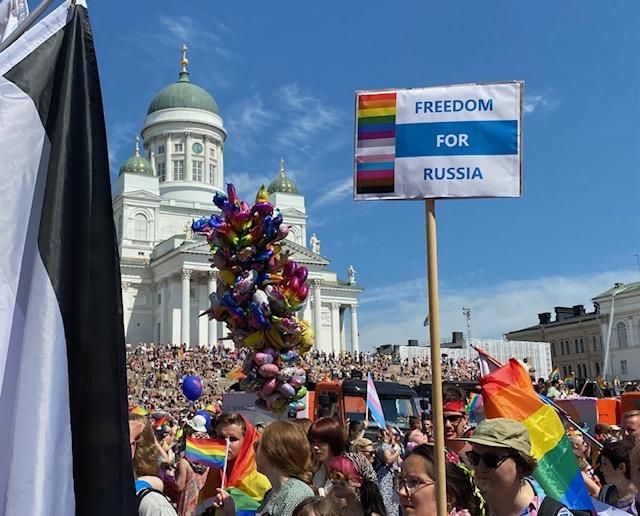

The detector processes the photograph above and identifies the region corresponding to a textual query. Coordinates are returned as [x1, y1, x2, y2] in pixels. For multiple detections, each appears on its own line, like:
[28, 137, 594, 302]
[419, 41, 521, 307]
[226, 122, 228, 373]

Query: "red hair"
[308, 417, 346, 457]
[328, 455, 361, 481]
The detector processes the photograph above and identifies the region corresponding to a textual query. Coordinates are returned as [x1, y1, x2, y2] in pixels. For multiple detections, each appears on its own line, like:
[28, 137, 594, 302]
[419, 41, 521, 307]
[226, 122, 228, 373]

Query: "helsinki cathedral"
[112, 47, 362, 354]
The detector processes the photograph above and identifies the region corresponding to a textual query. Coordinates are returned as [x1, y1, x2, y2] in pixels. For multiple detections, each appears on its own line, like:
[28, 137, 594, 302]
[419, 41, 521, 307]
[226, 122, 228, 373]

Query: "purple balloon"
[182, 375, 203, 401]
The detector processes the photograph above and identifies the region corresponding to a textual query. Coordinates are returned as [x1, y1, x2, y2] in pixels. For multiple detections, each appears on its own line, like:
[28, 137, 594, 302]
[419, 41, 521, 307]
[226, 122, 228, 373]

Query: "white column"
[313, 280, 322, 351]
[350, 304, 359, 354]
[165, 133, 172, 180]
[181, 269, 191, 347]
[218, 144, 224, 186]
[185, 131, 192, 181]
[208, 271, 217, 349]
[198, 281, 208, 348]
[339, 307, 346, 353]
[331, 303, 340, 355]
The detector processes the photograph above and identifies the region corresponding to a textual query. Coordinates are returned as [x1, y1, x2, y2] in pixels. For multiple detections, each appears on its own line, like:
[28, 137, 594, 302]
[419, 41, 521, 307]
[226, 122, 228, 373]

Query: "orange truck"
[304, 378, 418, 431]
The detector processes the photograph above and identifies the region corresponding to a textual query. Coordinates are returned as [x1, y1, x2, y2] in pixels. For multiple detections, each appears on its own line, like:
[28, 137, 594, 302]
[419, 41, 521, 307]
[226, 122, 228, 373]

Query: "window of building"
[157, 162, 166, 182]
[574, 339, 579, 354]
[133, 213, 148, 240]
[209, 147, 216, 158]
[173, 160, 184, 181]
[157, 293, 161, 304]
[157, 144, 165, 155]
[595, 362, 600, 375]
[621, 360, 628, 375]
[208, 162, 216, 184]
[580, 338, 585, 353]
[174, 143, 183, 152]
[193, 160, 203, 181]
[551, 342, 556, 357]
[617, 322, 629, 348]
[562, 366, 568, 377]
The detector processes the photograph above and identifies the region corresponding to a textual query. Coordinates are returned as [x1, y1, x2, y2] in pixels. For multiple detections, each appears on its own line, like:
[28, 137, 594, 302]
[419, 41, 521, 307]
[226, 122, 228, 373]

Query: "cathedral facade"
[112, 49, 362, 354]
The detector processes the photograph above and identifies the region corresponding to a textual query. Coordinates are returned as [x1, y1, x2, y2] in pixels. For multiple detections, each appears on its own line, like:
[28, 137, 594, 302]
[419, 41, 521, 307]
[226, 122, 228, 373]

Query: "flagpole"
[221, 436, 231, 490]
[425, 198, 447, 516]
[0, 0, 59, 53]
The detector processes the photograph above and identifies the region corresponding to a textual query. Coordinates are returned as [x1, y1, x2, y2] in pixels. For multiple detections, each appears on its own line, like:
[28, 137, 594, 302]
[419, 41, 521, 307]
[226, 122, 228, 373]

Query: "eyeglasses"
[443, 414, 464, 425]
[394, 476, 435, 494]
[466, 450, 512, 469]
[361, 450, 375, 456]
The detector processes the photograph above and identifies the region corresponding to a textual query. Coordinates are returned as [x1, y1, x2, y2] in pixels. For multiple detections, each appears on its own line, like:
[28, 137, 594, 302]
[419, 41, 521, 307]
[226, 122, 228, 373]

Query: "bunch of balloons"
[192, 184, 314, 413]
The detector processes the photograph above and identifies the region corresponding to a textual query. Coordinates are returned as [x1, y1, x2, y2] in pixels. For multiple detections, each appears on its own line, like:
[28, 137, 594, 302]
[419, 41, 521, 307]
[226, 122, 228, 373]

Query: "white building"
[396, 338, 552, 380]
[112, 48, 362, 353]
[593, 281, 640, 381]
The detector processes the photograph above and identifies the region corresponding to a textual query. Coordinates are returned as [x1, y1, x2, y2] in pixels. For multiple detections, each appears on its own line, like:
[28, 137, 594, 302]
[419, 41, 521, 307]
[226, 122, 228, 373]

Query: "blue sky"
[84, 0, 639, 348]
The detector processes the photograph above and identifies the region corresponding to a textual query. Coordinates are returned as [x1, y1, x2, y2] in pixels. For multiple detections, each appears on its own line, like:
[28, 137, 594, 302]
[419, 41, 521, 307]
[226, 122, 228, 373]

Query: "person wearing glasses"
[396, 444, 481, 516]
[328, 452, 387, 516]
[464, 418, 573, 516]
[351, 438, 376, 465]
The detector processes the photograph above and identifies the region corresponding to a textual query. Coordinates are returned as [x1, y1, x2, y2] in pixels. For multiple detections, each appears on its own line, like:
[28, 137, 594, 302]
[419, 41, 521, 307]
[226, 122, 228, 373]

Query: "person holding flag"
[176, 415, 211, 516]
[464, 418, 573, 516]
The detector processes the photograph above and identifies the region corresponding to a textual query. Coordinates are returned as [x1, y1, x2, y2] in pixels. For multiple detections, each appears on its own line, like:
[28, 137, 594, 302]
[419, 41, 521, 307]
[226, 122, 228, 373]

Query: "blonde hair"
[260, 421, 312, 484]
[351, 437, 374, 453]
[129, 413, 161, 477]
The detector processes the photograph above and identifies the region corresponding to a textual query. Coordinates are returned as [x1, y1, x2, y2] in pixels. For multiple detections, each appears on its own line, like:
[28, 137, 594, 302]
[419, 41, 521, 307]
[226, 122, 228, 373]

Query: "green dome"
[268, 159, 299, 194]
[119, 139, 154, 176]
[147, 71, 219, 115]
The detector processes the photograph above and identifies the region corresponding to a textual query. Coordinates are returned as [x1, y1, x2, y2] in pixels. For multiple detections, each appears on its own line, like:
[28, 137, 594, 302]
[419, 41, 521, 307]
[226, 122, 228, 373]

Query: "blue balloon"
[195, 409, 213, 430]
[182, 375, 203, 401]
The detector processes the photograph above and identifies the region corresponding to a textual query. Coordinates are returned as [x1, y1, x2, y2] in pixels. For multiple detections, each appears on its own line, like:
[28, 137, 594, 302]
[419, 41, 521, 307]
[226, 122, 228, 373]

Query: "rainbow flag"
[186, 436, 227, 469]
[480, 359, 593, 511]
[466, 392, 485, 424]
[564, 373, 575, 388]
[129, 405, 148, 416]
[366, 372, 387, 429]
[549, 367, 560, 381]
[225, 366, 246, 381]
[197, 419, 270, 516]
[355, 91, 397, 195]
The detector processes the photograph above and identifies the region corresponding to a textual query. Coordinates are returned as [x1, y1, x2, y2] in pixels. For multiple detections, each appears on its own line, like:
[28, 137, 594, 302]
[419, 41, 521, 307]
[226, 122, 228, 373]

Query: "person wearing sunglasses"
[464, 418, 573, 516]
[396, 444, 481, 516]
[351, 438, 377, 465]
[328, 452, 387, 516]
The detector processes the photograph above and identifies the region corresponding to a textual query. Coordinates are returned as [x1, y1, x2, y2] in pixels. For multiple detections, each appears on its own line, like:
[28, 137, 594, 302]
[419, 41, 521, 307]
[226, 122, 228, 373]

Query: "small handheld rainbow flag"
[186, 436, 228, 469]
[129, 405, 148, 416]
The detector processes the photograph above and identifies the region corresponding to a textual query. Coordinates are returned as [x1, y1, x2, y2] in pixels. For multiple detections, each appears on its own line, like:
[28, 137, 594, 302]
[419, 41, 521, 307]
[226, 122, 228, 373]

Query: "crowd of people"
[128, 367, 640, 516]
[127, 343, 486, 424]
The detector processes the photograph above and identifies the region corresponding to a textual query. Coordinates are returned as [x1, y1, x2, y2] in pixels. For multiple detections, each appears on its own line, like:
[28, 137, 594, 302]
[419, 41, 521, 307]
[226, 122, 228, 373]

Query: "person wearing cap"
[464, 418, 573, 516]
[175, 415, 210, 516]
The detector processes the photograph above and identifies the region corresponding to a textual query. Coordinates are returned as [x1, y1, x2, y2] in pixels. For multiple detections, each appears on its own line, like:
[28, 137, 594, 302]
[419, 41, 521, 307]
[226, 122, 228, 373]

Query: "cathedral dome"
[147, 46, 219, 115]
[268, 159, 299, 194]
[119, 137, 153, 176]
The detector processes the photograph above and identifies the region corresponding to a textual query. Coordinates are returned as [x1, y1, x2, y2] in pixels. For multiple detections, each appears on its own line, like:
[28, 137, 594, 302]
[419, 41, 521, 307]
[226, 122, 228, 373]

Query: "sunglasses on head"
[466, 450, 512, 469]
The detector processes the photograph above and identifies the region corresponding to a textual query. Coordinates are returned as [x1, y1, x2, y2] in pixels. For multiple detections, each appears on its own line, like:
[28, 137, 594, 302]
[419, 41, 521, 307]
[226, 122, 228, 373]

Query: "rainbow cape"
[186, 436, 227, 469]
[480, 359, 593, 511]
[197, 419, 270, 516]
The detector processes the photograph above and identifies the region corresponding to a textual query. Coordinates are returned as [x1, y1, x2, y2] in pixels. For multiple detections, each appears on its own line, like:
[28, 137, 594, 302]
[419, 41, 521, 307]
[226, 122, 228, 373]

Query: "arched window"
[617, 321, 628, 348]
[551, 342, 556, 356]
[133, 213, 148, 240]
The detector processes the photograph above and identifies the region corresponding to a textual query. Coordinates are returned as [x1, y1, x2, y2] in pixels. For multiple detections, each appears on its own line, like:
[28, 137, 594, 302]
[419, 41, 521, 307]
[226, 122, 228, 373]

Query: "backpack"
[136, 487, 178, 515]
[537, 496, 573, 516]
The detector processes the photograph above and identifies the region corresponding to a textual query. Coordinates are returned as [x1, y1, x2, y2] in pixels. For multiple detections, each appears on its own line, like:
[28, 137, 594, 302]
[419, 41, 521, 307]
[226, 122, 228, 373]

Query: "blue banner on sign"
[395, 120, 518, 158]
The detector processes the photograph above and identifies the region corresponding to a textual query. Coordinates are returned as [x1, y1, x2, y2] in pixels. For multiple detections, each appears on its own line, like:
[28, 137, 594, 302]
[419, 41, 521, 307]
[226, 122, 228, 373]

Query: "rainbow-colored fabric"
[128, 405, 148, 416]
[225, 367, 246, 381]
[480, 359, 593, 511]
[197, 418, 270, 516]
[186, 436, 227, 469]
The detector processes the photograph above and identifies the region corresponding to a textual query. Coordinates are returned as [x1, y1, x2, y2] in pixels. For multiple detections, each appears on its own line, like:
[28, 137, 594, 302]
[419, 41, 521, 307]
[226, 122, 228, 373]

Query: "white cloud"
[277, 83, 340, 151]
[159, 16, 193, 42]
[311, 177, 353, 209]
[227, 94, 276, 155]
[225, 170, 272, 199]
[107, 120, 137, 178]
[524, 93, 560, 114]
[358, 269, 637, 350]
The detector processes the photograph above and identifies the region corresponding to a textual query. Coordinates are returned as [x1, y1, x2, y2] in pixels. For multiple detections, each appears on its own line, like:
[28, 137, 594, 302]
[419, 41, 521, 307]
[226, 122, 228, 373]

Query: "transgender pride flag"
[367, 373, 387, 429]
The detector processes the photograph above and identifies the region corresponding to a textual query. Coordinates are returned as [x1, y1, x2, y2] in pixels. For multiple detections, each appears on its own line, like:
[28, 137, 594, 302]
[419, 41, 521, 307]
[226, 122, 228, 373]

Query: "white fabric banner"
[0, 0, 29, 42]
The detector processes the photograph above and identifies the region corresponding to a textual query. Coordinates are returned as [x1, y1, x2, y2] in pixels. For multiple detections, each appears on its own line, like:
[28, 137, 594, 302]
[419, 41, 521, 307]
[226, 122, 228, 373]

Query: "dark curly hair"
[410, 445, 482, 516]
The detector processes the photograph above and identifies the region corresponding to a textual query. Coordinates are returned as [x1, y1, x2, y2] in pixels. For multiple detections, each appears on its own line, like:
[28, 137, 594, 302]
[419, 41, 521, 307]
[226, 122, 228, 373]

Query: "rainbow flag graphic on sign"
[480, 359, 593, 512]
[355, 92, 397, 194]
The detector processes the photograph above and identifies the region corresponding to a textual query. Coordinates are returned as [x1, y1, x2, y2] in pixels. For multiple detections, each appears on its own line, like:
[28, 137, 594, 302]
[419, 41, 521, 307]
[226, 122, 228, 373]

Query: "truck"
[307, 378, 419, 432]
